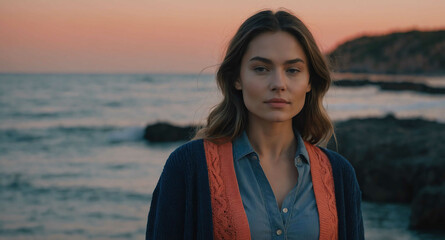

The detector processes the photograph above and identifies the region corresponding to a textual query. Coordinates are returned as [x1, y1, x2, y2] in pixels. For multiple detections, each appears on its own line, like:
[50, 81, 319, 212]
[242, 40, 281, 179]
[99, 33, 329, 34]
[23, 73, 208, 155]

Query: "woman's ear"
[235, 79, 242, 90]
[306, 76, 311, 92]
[306, 83, 311, 93]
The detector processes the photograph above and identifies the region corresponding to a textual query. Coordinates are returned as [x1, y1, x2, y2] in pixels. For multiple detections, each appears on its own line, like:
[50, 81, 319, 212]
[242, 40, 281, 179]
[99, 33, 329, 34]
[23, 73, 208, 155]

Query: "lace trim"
[204, 140, 237, 240]
[305, 142, 339, 240]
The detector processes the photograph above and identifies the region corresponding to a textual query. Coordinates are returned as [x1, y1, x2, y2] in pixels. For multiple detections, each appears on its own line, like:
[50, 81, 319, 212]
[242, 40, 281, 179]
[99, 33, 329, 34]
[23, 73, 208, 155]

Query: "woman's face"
[236, 31, 311, 125]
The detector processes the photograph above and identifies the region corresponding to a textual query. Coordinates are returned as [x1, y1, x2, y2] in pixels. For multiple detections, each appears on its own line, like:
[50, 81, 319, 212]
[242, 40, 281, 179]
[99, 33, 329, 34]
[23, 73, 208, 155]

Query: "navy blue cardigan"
[146, 139, 364, 239]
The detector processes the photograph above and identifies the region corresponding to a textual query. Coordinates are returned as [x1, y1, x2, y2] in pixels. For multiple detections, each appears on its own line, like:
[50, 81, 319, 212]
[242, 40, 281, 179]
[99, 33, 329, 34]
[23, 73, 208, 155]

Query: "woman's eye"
[253, 66, 268, 73]
[287, 68, 300, 74]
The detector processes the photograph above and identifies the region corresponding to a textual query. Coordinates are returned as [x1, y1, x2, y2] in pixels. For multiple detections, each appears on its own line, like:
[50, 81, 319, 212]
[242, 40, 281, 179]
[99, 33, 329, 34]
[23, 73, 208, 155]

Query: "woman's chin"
[250, 114, 294, 124]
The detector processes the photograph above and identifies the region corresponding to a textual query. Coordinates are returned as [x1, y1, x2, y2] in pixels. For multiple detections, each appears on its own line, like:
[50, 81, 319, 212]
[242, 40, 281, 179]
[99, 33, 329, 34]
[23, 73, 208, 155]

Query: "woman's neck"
[246, 119, 296, 163]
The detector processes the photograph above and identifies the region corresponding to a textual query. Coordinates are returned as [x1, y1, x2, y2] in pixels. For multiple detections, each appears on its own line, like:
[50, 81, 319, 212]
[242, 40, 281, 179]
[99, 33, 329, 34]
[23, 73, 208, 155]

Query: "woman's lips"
[264, 98, 290, 108]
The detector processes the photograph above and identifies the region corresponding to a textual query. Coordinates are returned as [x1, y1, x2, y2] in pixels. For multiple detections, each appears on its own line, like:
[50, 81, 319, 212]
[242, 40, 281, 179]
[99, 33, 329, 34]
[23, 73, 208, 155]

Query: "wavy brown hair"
[195, 9, 334, 145]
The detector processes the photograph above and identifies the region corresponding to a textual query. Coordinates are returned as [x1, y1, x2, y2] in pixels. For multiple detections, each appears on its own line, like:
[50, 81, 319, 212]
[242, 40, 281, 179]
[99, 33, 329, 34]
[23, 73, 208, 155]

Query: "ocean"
[1, 73, 445, 239]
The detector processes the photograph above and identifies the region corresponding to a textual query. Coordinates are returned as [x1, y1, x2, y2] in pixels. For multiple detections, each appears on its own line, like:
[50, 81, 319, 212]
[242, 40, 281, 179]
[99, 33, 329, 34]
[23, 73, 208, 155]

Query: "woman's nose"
[270, 70, 286, 91]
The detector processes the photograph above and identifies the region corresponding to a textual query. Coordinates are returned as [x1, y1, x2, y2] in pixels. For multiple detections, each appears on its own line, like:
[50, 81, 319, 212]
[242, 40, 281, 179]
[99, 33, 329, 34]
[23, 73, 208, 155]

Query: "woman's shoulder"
[163, 139, 206, 169]
[170, 139, 205, 156]
[319, 147, 362, 194]
[319, 147, 357, 177]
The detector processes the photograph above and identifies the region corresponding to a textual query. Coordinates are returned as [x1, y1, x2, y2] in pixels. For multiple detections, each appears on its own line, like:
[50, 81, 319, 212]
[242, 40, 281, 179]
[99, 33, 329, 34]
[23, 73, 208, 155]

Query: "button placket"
[250, 155, 286, 239]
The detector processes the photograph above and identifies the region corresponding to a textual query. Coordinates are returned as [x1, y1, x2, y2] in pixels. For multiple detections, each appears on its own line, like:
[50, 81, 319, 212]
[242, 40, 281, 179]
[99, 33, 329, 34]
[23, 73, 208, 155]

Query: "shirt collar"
[232, 130, 310, 165]
[295, 130, 310, 165]
[233, 131, 256, 161]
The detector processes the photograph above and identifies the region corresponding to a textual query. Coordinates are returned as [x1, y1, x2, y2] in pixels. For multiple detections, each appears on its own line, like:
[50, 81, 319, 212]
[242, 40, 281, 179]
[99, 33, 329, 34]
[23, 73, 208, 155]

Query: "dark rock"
[333, 79, 445, 94]
[333, 79, 375, 87]
[378, 81, 445, 94]
[144, 122, 197, 142]
[409, 185, 445, 229]
[328, 114, 445, 202]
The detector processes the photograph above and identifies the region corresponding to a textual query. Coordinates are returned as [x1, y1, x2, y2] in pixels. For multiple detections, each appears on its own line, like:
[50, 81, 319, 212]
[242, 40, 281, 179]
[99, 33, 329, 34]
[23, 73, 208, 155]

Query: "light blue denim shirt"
[232, 131, 319, 240]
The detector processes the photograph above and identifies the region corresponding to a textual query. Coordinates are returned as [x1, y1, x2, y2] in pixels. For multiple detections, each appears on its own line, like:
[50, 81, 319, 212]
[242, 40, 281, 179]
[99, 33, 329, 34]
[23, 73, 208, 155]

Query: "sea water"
[1, 73, 444, 239]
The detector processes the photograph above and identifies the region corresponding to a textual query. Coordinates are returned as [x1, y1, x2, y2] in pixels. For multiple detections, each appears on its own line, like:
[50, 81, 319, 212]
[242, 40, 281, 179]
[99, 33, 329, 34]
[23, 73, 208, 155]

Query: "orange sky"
[1, 0, 444, 73]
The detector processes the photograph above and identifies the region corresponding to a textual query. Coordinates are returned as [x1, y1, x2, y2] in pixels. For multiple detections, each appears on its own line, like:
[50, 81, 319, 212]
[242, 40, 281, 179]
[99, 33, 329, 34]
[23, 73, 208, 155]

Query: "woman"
[146, 9, 364, 240]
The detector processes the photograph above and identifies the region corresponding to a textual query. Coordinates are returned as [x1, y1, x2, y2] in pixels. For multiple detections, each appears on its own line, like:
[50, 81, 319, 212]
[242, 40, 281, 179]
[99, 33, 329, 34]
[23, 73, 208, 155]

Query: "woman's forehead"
[243, 31, 307, 64]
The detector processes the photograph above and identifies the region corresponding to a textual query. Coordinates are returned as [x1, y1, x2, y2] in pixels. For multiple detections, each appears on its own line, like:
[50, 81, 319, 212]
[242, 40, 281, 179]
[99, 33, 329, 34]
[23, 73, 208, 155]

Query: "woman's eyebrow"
[285, 58, 305, 64]
[249, 56, 305, 64]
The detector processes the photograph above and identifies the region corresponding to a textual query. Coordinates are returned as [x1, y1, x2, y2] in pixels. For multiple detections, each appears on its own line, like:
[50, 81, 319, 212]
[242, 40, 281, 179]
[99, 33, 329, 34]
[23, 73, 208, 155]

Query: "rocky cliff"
[328, 30, 445, 75]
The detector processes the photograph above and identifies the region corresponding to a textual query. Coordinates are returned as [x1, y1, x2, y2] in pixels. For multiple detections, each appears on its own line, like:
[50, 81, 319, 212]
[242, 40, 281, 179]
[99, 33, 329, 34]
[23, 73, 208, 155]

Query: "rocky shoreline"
[144, 115, 445, 229]
[327, 114, 445, 229]
[333, 79, 445, 94]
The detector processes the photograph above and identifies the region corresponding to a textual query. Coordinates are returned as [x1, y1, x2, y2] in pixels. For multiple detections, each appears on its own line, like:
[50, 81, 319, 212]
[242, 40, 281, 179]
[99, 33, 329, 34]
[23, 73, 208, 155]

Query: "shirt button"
[276, 229, 283, 236]
[282, 208, 288, 213]
[296, 156, 303, 166]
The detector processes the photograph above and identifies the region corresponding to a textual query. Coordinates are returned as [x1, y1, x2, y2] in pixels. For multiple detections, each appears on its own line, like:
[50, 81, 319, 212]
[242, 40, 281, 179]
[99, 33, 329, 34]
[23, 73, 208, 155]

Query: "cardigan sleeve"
[146, 150, 187, 240]
[355, 188, 364, 240]
[347, 168, 364, 240]
[340, 159, 364, 240]
[342, 157, 364, 240]
[146, 140, 214, 240]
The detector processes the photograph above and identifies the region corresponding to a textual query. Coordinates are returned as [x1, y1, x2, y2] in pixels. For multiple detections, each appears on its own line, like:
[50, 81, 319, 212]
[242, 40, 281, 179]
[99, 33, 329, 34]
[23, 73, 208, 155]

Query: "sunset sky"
[1, 0, 444, 73]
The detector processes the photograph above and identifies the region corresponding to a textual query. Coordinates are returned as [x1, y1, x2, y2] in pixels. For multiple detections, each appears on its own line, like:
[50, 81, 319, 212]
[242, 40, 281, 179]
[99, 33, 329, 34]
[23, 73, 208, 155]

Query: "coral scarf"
[204, 139, 338, 240]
